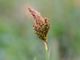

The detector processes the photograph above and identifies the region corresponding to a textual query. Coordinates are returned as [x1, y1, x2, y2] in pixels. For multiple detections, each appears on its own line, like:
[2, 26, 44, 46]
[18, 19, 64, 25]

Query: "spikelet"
[27, 7, 50, 51]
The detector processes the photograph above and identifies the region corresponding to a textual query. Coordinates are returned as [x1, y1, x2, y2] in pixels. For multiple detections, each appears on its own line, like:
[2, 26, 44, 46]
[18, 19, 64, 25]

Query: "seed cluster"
[28, 7, 50, 43]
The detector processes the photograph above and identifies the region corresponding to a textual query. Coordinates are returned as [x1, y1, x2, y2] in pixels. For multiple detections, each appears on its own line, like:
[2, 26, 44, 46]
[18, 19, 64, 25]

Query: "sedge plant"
[26, 6, 50, 60]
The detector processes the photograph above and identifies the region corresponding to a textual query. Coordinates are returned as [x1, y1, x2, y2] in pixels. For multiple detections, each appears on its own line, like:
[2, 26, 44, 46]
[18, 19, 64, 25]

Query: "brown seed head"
[28, 7, 50, 42]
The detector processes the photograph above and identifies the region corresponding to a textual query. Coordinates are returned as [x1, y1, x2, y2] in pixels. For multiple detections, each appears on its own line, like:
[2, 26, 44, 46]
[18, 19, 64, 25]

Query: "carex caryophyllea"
[27, 7, 50, 44]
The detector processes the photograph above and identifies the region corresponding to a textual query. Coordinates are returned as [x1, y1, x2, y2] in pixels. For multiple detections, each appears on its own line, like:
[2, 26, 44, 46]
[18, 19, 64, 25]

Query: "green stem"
[43, 41, 49, 60]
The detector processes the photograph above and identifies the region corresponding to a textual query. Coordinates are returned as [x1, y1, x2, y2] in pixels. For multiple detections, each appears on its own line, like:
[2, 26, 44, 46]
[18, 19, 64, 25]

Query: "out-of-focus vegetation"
[0, 0, 80, 60]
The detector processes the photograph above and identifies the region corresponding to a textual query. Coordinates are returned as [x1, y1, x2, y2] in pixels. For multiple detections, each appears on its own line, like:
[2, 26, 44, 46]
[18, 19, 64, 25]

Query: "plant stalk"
[43, 41, 49, 60]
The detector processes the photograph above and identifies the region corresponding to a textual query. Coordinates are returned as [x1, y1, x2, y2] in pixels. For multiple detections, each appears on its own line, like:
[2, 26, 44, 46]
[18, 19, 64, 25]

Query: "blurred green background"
[0, 0, 80, 60]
